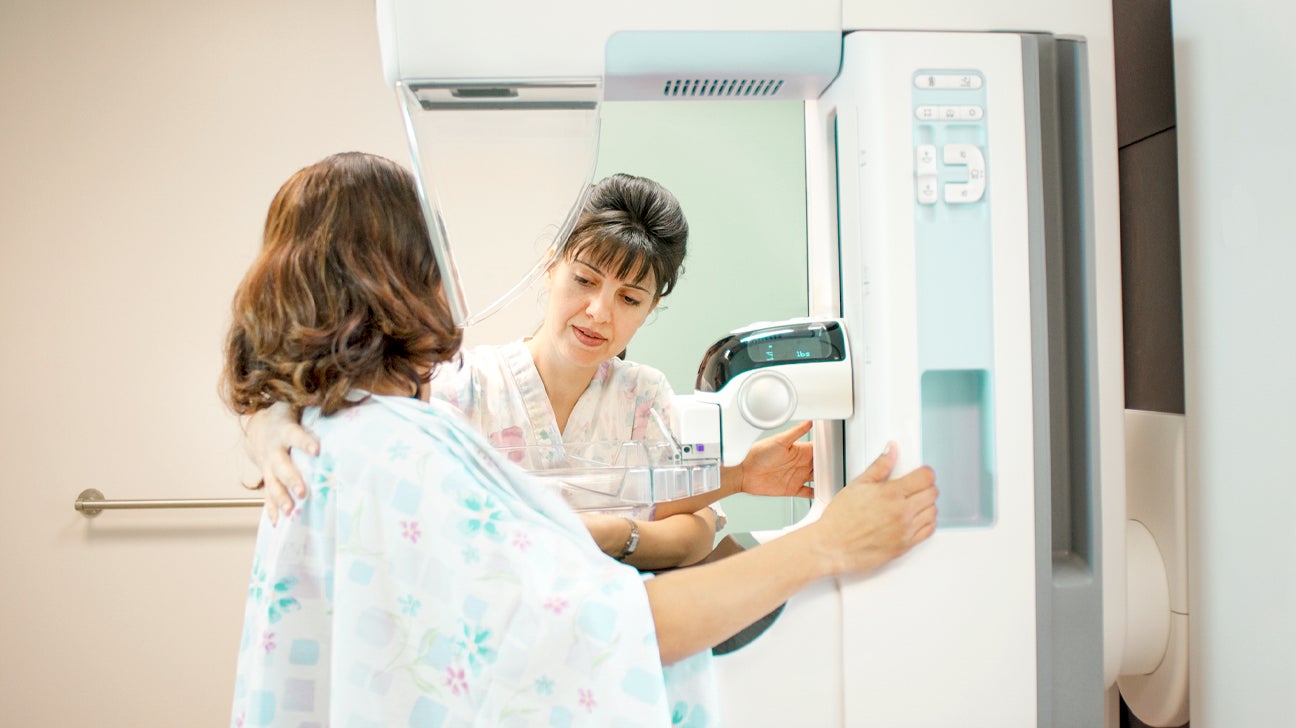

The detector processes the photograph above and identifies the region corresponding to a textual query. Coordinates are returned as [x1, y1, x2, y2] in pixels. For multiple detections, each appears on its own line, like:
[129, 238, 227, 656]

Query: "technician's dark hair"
[560, 172, 688, 299]
[222, 152, 462, 416]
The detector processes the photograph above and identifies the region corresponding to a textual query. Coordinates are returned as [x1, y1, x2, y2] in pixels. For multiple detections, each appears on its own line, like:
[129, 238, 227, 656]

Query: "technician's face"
[542, 255, 657, 369]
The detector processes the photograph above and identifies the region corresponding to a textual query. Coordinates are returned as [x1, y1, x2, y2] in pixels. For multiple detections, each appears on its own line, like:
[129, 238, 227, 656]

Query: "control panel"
[911, 69, 996, 527]
[912, 71, 988, 207]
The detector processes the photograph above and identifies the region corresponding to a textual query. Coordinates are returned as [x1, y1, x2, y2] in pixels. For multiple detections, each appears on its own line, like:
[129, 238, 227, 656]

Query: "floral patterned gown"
[230, 394, 718, 727]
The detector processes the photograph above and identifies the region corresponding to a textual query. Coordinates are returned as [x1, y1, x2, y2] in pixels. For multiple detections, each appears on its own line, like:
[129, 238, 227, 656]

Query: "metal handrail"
[74, 488, 263, 518]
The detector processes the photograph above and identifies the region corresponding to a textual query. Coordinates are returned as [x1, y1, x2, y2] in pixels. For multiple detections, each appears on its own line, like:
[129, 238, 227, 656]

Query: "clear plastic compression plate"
[496, 440, 722, 520]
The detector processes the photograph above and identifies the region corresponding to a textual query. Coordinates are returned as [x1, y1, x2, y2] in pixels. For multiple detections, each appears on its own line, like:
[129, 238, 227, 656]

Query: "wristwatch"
[617, 518, 640, 561]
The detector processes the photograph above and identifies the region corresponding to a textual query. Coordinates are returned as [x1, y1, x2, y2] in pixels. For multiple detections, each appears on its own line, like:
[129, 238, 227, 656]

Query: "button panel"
[914, 144, 939, 204]
[908, 67, 997, 531]
[913, 73, 983, 90]
[911, 68, 988, 207]
[915, 105, 984, 122]
[942, 143, 986, 203]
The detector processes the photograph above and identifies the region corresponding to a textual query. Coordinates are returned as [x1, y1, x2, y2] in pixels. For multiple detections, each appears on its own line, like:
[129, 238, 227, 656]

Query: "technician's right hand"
[244, 401, 318, 524]
[814, 442, 938, 575]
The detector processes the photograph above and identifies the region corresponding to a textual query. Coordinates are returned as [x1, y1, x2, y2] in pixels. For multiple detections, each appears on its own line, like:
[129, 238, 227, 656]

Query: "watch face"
[620, 519, 640, 560]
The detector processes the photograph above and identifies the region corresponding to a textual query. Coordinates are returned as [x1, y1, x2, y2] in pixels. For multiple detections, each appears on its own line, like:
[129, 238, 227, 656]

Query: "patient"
[246, 172, 817, 570]
[223, 151, 937, 726]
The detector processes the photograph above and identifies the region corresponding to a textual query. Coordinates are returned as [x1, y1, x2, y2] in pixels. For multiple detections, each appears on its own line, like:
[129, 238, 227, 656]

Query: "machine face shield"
[395, 79, 603, 327]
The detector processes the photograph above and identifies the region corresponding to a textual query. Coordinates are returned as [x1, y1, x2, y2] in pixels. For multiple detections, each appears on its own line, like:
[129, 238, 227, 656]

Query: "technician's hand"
[728, 421, 815, 498]
[814, 442, 938, 575]
[243, 401, 318, 525]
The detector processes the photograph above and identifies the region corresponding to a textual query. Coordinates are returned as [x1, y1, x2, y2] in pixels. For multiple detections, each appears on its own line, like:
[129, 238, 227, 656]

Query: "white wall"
[1171, 0, 1296, 724]
[0, 1, 407, 724]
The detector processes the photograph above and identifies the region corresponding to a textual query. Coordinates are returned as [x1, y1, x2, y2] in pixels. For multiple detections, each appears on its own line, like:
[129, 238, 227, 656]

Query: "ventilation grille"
[661, 78, 786, 98]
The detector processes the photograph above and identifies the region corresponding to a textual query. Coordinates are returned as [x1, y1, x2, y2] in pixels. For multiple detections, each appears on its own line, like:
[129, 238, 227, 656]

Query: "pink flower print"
[234, 713, 245, 728]
[488, 425, 527, 463]
[262, 631, 276, 654]
[400, 520, 422, 544]
[512, 530, 532, 552]
[543, 596, 569, 615]
[578, 688, 597, 712]
[445, 667, 468, 696]
[632, 399, 655, 440]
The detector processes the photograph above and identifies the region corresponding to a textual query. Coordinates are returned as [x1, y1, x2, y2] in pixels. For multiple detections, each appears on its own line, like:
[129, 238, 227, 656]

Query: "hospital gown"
[230, 394, 718, 727]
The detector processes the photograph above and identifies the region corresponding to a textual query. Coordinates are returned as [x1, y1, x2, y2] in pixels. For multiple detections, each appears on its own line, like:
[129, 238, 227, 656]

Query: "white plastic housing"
[1118, 410, 1190, 726]
[376, 0, 839, 85]
[831, 32, 1040, 726]
[688, 342, 852, 467]
[668, 395, 722, 462]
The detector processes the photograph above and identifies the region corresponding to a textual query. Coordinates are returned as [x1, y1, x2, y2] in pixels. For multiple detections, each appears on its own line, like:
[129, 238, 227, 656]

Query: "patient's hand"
[816, 442, 938, 574]
[730, 421, 815, 499]
[244, 401, 318, 524]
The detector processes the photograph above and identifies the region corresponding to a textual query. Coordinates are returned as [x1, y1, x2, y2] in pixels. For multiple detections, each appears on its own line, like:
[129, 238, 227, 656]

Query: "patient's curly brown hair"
[222, 152, 462, 416]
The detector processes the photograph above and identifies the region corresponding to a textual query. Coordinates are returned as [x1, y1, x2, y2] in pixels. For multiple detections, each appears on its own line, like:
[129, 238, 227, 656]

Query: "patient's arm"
[247, 401, 722, 562]
[581, 508, 716, 570]
[646, 444, 938, 664]
[244, 401, 317, 523]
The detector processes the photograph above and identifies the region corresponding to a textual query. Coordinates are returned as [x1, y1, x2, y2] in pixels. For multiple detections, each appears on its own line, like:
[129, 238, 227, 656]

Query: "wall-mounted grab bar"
[74, 488, 263, 518]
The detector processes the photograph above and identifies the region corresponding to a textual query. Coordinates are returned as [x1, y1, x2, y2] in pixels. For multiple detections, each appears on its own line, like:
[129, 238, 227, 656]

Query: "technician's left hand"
[729, 420, 815, 498]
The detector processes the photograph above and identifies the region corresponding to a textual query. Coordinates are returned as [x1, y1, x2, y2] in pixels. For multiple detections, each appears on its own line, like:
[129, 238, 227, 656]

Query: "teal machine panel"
[912, 69, 996, 527]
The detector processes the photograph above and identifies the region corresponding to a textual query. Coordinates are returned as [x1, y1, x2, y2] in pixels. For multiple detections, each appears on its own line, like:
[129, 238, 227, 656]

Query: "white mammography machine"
[374, 1, 1189, 726]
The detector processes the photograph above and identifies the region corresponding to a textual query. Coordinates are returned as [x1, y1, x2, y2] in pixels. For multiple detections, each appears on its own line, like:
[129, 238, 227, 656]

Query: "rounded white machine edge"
[1118, 409, 1190, 726]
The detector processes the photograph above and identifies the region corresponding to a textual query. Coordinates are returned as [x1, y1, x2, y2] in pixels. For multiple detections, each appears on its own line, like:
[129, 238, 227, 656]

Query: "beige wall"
[0, 2, 815, 723]
[0, 1, 407, 724]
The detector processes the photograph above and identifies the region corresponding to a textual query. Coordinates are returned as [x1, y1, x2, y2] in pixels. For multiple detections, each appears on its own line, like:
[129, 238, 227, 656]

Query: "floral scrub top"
[429, 341, 674, 460]
[230, 394, 718, 727]
[428, 341, 724, 526]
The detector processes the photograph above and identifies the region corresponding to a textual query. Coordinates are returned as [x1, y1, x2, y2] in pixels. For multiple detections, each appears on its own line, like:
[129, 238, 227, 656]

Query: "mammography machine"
[374, 1, 1190, 725]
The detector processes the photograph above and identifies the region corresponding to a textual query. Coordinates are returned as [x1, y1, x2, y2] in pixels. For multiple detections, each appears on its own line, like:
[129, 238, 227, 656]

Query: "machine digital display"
[696, 320, 848, 393]
[752, 336, 833, 363]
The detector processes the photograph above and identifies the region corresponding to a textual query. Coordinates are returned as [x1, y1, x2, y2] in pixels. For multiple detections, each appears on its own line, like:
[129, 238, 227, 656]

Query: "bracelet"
[617, 518, 640, 561]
